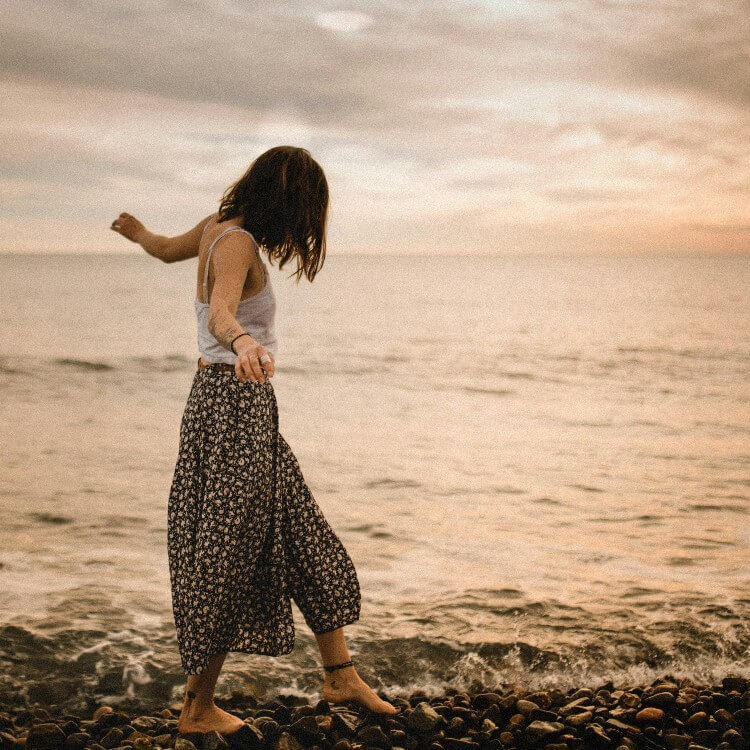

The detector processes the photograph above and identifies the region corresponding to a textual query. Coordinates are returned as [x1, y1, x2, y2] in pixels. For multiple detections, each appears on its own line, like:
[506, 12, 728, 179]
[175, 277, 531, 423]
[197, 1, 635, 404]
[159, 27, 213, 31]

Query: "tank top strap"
[202, 226, 260, 304]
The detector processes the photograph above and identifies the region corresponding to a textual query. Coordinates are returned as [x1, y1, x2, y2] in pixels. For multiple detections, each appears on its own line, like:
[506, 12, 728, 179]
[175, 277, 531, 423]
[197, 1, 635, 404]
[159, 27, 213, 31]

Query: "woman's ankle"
[183, 690, 216, 717]
[323, 665, 358, 684]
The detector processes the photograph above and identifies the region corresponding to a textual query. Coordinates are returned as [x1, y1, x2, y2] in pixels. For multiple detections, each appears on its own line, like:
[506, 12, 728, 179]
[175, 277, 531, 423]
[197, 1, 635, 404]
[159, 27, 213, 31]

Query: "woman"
[110, 146, 399, 737]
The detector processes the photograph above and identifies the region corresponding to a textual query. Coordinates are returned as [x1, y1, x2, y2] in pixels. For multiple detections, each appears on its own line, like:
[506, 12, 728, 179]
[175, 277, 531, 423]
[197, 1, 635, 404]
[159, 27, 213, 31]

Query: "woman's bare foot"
[177, 694, 245, 735]
[322, 666, 400, 715]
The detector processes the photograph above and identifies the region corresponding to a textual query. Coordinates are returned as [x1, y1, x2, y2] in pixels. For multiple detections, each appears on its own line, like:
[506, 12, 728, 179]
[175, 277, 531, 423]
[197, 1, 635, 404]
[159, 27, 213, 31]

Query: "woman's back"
[194, 214, 278, 363]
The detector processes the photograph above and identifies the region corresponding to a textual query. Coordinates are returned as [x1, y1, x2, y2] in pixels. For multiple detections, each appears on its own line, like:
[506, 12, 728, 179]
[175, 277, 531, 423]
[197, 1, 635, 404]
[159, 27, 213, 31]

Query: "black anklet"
[323, 659, 353, 672]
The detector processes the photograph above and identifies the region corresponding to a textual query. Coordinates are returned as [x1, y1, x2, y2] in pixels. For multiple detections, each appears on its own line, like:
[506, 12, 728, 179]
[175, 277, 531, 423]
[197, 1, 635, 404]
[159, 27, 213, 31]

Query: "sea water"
[0, 251, 747, 710]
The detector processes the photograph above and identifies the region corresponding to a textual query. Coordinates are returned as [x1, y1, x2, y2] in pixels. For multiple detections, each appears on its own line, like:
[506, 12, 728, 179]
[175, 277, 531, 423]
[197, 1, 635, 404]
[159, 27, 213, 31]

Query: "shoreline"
[3, 673, 749, 750]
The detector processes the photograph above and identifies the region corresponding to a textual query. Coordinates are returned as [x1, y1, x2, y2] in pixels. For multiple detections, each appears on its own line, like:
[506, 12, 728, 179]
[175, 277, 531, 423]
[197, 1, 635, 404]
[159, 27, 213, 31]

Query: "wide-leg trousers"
[167, 364, 361, 675]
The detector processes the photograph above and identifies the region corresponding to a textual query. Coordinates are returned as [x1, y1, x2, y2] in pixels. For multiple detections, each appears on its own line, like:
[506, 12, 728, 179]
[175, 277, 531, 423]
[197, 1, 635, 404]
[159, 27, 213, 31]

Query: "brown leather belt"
[197, 357, 235, 372]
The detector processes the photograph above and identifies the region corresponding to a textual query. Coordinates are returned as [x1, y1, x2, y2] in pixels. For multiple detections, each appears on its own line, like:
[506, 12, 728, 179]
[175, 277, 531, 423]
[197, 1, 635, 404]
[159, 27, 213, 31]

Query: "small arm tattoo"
[208, 308, 250, 351]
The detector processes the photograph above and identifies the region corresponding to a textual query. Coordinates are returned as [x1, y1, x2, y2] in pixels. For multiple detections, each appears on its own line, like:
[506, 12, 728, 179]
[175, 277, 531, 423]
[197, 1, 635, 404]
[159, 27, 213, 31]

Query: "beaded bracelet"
[230, 332, 252, 354]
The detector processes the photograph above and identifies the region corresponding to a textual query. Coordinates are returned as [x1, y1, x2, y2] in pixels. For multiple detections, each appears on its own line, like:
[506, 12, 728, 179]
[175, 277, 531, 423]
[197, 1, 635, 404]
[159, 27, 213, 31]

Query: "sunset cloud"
[0, 0, 747, 253]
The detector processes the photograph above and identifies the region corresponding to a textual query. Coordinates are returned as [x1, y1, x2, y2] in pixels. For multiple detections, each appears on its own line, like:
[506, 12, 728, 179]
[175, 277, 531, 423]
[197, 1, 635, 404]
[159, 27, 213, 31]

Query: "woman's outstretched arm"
[110, 212, 214, 263]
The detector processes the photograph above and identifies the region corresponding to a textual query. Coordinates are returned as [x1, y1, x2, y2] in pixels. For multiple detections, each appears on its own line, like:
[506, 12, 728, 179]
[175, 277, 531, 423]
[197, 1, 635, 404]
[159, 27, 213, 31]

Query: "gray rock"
[525, 720, 565, 743]
[405, 702, 441, 732]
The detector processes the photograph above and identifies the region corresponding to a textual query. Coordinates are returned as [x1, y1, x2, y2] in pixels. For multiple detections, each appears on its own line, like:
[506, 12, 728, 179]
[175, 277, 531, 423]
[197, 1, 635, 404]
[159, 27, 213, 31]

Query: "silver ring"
[259, 353, 271, 365]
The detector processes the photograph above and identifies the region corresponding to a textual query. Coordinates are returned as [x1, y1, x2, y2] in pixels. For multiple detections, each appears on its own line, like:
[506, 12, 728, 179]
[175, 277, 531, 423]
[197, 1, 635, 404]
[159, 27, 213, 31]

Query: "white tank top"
[194, 216, 278, 364]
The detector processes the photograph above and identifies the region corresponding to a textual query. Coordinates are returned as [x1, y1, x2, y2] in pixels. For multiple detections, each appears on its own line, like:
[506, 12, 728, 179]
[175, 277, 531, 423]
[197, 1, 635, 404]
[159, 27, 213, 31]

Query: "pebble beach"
[4, 674, 750, 750]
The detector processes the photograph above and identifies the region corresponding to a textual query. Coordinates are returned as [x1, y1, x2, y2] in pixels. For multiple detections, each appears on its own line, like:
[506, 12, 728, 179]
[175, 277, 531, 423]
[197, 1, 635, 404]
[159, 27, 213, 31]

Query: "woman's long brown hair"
[215, 146, 329, 282]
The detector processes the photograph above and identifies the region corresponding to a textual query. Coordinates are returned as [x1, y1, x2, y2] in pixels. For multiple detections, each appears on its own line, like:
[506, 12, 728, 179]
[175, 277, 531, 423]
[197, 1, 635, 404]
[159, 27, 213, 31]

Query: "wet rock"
[643, 692, 676, 709]
[405, 703, 441, 732]
[173, 738, 198, 750]
[125, 730, 152, 742]
[559, 698, 592, 716]
[273, 733, 304, 750]
[200, 731, 229, 750]
[131, 718, 160, 732]
[525, 720, 565, 743]
[620, 694, 641, 709]
[290, 705, 316, 722]
[529, 709, 558, 723]
[566, 711, 593, 727]
[100, 728, 125, 749]
[356, 726, 390, 749]
[288, 715, 319, 743]
[152, 735, 171, 748]
[664, 734, 691, 750]
[312, 715, 331, 733]
[499, 731, 514, 745]
[686, 712, 708, 729]
[472, 694, 503, 711]
[515, 700, 539, 717]
[604, 718, 640, 735]
[252, 717, 280, 742]
[63, 732, 90, 749]
[584, 723, 611, 748]
[92, 709, 114, 722]
[0, 732, 18, 750]
[569, 689, 595, 701]
[721, 729, 744, 749]
[635, 708, 665, 723]
[330, 710, 358, 734]
[27, 724, 68, 750]
[527, 692, 553, 710]
[96, 714, 131, 730]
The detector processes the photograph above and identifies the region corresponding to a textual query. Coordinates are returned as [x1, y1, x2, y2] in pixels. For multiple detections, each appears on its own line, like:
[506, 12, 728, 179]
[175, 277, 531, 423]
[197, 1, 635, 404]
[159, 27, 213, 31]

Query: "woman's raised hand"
[110, 212, 146, 243]
[234, 336, 275, 383]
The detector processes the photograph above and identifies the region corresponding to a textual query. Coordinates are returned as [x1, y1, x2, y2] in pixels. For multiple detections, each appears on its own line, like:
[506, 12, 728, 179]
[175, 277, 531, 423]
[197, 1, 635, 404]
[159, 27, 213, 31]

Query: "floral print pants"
[167, 364, 361, 675]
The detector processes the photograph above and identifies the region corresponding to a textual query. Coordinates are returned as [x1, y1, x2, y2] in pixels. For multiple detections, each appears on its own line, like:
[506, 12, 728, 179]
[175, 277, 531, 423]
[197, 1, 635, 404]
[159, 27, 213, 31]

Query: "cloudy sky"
[1, 0, 748, 254]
